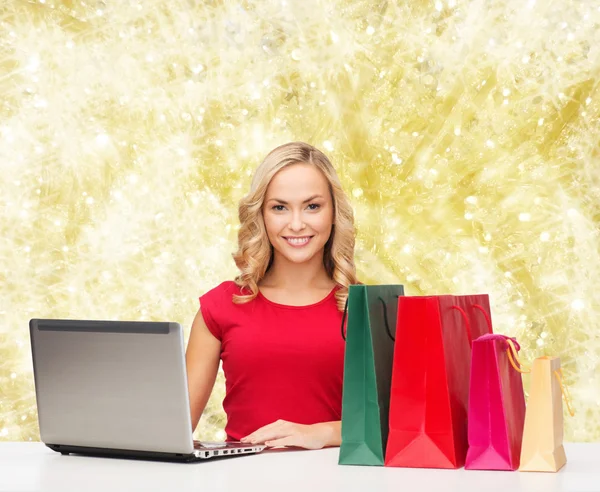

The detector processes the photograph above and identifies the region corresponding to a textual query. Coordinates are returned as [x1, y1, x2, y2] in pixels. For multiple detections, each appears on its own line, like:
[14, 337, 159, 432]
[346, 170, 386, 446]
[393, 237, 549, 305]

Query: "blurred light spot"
[96, 133, 110, 146]
[519, 213, 531, 222]
[27, 55, 40, 72]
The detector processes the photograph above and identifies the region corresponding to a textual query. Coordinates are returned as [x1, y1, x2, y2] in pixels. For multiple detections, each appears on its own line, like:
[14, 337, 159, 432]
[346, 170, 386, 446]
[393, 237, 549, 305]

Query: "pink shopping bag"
[465, 334, 526, 470]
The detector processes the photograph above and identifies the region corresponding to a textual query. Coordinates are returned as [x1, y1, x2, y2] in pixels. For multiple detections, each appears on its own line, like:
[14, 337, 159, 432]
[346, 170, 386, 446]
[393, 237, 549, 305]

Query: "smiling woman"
[260, 164, 336, 302]
[233, 142, 357, 310]
[185, 142, 359, 449]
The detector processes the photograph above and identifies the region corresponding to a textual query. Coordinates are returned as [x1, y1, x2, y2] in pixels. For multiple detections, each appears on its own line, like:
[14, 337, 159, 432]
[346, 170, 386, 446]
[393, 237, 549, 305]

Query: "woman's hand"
[240, 420, 341, 450]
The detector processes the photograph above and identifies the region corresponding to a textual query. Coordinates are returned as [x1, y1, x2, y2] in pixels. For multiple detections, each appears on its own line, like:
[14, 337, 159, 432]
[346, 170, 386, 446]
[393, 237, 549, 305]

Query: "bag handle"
[505, 338, 531, 374]
[472, 304, 493, 333]
[554, 368, 575, 417]
[340, 294, 397, 342]
[378, 296, 396, 342]
[341, 297, 349, 341]
[451, 305, 472, 347]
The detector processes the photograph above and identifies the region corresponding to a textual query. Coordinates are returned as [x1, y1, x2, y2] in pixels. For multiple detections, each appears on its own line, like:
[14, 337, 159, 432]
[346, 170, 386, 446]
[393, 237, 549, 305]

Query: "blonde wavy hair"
[232, 141, 357, 311]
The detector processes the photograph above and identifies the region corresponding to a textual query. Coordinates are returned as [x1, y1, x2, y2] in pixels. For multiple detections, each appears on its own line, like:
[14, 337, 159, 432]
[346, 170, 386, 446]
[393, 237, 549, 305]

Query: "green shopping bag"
[338, 284, 405, 466]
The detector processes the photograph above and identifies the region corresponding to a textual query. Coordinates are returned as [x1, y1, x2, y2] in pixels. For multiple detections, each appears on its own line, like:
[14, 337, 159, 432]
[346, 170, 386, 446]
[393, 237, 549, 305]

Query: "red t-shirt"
[199, 280, 345, 441]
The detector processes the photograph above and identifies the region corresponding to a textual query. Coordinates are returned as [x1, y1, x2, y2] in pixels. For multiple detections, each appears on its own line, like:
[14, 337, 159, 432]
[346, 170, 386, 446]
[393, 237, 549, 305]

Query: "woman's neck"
[259, 251, 334, 291]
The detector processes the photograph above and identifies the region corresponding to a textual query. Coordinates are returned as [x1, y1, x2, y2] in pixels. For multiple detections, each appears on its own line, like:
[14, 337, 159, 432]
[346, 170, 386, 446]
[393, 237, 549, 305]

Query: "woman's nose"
[289, 211, 306, 231]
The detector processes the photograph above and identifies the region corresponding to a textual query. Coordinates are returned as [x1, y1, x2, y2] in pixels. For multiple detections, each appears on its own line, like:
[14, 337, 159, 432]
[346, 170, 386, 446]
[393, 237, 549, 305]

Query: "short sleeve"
[198, 281, 235, 341]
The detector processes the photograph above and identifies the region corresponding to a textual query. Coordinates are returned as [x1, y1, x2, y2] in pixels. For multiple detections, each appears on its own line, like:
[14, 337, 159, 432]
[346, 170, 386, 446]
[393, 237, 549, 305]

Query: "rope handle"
[378, 296, 395, 342]
[554, 368, 575, 417]
[341, 297, 349, 341]
[340, 295, 398, 342]
[505, 338, 530, 374]
[472, 304, 493, 333]
[451, 305, 472, 347]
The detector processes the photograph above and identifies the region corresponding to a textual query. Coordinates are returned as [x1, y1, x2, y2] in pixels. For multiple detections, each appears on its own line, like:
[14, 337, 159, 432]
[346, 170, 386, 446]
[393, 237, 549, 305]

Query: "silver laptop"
[29, 318, 265, 462]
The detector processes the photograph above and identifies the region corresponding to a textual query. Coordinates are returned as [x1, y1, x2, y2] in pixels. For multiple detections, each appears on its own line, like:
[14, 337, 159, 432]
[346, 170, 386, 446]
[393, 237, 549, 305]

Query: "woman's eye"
[272, 205, 285, 211]
[307, 203, 320, 210]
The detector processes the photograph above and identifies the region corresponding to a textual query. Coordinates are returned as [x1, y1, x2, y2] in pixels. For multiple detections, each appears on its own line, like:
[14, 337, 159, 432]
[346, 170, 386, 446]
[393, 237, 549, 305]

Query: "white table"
[0, 443, 598, 492]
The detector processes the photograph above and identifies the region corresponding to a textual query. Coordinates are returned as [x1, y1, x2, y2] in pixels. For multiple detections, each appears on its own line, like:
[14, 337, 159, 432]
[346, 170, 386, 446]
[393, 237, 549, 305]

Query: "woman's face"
[262, 163, 334, 266]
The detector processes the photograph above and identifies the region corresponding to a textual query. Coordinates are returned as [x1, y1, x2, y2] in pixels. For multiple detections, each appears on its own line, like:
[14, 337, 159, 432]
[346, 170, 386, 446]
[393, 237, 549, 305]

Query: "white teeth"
[286, 237, 310, 245]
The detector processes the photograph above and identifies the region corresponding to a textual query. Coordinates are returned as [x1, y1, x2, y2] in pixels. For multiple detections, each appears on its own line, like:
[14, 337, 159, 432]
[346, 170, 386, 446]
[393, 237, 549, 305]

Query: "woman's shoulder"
[200, 280, 243, 302]
[198, 280, 245, 331]
[198, 281, 244, 340]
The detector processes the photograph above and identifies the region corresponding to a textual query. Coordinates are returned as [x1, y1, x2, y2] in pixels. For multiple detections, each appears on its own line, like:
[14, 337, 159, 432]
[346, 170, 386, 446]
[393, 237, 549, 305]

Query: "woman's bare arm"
[185, 306, 221, 432]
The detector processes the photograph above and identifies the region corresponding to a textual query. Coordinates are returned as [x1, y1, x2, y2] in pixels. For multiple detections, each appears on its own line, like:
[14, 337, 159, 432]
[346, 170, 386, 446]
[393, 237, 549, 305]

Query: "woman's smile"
[282, 235, 314, 247]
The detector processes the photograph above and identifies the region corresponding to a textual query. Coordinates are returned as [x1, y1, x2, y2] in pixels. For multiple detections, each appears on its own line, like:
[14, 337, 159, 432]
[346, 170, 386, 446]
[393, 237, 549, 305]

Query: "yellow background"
[1, 0, 598, 443]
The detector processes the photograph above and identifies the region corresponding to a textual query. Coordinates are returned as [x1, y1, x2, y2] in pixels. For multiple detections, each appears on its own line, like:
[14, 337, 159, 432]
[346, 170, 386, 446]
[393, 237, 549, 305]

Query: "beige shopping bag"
[519, 356, 574, 472]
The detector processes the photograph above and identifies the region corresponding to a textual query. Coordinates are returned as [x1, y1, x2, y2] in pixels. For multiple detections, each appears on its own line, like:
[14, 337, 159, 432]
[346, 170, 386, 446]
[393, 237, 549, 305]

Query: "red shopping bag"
[465, 334, 526, 470]
[385, 295, 493, 469]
